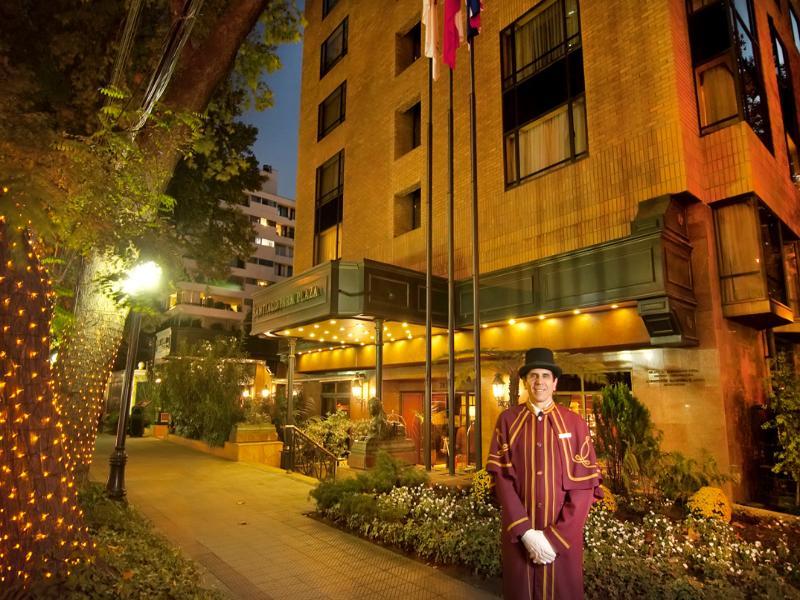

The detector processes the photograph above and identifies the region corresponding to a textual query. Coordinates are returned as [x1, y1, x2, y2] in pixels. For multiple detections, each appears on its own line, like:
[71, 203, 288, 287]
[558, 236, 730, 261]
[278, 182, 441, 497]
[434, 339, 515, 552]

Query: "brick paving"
[90, 435, 500, 600]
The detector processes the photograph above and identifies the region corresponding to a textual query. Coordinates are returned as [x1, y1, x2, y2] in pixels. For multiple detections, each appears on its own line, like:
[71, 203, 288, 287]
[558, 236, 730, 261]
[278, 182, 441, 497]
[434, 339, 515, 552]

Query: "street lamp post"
[106, 261, 161, 500]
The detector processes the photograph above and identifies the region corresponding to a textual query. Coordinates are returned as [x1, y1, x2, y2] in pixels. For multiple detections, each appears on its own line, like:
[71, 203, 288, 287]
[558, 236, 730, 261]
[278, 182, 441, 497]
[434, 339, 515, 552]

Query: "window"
[714, 198, 793, 326]
[687, 0, 772, 150]
[278, 204, 296, 220]
[770, 20, 800, 183]
[314, 150, 344, 265]
[321, 18, 348, 77]
[321, 381, 351, 416]
[791, 6, 800, 51]
[395, 101, 421, 158]
[251, 257, 274, 267]
[396, 21, 422, 74]
[394, 187, 422, 236]
[255, 237, 275, 247]
[759, 205, 788, 305]
[501, 0, 587, 186]
[555, 371, 631, 427]
[318, 82, 346, 139]
[275, 244, 294, 258]
[275, 263, 293, 277]
[276, 224, 295, 239]
[322, 0, 339, 19]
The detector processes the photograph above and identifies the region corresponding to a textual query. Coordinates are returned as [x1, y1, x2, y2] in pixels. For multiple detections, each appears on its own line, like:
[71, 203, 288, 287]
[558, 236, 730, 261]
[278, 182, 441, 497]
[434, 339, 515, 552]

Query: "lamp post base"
[106, 448, 128, 500]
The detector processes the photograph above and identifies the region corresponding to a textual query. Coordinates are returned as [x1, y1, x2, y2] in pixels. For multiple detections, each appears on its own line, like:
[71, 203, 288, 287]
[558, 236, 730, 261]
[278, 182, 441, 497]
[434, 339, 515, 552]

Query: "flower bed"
[320, 484, 502, 576]
[311, 467, 800, 598]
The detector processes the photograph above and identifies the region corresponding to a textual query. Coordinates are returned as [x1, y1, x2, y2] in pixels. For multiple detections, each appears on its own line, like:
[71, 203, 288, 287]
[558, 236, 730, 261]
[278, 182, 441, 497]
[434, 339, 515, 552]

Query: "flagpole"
[447, 67, 455, 477]
[469, 39, 483, 470]
[424, 56, 433, 472]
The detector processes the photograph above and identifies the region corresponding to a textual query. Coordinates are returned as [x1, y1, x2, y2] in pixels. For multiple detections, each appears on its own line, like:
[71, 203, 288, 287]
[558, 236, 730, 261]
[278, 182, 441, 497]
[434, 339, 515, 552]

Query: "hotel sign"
[254, 285, 325, 319]
[154, 328, 172, 360]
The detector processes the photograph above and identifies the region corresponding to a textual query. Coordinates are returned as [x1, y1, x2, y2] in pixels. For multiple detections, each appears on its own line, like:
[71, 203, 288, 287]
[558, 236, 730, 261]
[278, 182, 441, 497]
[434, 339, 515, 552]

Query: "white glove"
[521, 529, 557, 564]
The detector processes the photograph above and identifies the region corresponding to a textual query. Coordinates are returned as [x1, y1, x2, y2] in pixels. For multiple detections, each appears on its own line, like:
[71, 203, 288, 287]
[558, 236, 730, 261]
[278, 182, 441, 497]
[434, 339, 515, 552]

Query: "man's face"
[525, 368, 557, 406]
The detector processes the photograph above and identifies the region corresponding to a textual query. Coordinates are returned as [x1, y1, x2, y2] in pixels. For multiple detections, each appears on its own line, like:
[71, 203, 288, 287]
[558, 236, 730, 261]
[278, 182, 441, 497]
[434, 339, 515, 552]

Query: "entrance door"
[400, 392, 423, 464]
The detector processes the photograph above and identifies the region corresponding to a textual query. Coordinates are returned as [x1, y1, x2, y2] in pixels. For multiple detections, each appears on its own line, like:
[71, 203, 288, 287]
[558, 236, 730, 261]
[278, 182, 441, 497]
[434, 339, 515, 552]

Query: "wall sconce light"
[241, 388, 251, 399]
[351, 373, 366, 398]
[492, 373, 508, 408]
[260, 388, 271, 399]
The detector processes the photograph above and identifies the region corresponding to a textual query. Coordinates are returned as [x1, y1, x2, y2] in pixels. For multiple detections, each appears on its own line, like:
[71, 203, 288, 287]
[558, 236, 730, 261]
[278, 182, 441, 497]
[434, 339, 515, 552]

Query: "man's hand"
[520, 529, 556, 564]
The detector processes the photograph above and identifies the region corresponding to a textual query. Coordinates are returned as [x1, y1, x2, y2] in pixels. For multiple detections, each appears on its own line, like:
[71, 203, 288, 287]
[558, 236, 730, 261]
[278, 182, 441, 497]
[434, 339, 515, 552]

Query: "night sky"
[240, 5, 305, 200]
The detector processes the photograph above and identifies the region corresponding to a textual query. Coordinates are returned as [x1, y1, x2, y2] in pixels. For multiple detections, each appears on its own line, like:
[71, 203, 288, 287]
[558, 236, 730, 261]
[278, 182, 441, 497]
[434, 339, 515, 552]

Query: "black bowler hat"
[518, 347, 562, 379]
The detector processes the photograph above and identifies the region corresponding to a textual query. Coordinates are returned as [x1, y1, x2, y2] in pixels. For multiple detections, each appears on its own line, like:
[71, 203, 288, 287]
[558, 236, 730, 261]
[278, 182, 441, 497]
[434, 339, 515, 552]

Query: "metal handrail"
[283, 425, 338, 481]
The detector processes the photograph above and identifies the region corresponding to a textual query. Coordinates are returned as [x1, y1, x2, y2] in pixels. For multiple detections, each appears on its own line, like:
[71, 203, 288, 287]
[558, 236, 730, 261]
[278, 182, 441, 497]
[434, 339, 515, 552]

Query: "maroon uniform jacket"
[487, 401, 602, 600]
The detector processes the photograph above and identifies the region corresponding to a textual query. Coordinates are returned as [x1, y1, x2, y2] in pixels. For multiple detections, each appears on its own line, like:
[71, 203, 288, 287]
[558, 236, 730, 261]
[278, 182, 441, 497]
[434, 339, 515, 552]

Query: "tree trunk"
[1, 2, 275, 587]
[53, 1, 273, 478]
[55, 252, 127, 481]
[0, 220, 91, 586]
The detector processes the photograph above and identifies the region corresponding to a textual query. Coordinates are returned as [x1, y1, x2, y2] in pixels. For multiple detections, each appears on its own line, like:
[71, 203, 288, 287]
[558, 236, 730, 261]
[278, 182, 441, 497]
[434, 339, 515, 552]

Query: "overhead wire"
[132, 0, 205, 132]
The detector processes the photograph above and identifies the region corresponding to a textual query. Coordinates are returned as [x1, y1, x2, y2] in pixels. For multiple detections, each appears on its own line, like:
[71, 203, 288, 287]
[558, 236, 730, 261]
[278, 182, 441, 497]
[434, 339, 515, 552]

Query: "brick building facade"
[253, 0, 800, 502]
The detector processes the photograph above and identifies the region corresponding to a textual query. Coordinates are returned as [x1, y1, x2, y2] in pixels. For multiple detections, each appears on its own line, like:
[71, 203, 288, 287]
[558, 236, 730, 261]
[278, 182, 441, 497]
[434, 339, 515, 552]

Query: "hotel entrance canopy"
[251, 259, 450, 342]
[252, 196, 699, 354]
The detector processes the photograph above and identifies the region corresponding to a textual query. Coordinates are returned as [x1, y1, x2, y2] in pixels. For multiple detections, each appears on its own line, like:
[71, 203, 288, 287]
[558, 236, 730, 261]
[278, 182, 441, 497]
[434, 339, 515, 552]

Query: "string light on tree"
[0, 215, 93, 587]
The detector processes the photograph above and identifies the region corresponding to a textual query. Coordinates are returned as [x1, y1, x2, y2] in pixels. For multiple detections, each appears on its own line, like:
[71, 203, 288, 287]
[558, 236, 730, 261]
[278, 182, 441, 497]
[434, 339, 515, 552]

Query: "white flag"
[422, 0, 441, 81]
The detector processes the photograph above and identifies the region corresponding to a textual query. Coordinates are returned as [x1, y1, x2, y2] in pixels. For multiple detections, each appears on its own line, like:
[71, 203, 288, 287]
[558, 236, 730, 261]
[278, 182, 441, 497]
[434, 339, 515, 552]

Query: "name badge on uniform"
[558, 432, 572, 439]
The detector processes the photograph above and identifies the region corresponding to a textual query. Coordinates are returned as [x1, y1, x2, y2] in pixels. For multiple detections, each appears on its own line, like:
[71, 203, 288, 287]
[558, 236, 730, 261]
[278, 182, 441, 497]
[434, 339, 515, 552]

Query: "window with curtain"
[500, 0, 586, 186]
[687, 0, 772, 150]
[714, 199, 789, 308]
[314, 150, 344, 265]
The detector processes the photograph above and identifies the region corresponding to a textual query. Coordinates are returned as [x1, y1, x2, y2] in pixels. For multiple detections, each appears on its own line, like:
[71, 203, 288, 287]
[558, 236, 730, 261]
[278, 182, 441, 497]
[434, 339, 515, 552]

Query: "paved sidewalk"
[90, 435, 500, 600]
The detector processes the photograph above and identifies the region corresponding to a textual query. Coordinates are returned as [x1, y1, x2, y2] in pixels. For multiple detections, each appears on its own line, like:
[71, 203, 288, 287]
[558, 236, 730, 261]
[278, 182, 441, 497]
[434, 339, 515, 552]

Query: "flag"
[443, 0, 465, 70]
[466, 0, 483, 43]
[422, 0, 441, 81]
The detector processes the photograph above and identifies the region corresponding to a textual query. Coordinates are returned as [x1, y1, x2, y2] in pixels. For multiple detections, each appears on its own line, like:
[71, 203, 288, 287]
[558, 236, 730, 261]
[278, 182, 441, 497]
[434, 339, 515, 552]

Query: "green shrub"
[27, 483, 221, 599]
[301, 411, 369, 457]
[158, 337, 247, 446]
[356, 451, 428, 493]
[657, 450, 731, 504]
[593, 383, 662, 494]
[309, 477, 363, 510]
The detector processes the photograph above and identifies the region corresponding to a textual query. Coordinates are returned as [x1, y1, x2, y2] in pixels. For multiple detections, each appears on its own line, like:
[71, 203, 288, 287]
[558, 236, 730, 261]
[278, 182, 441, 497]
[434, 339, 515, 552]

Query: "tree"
[764, 352, 800, 506]
[158, 337, 249, 447]
[0, 0, 300, 585]
[592, 383, 661, 494]
[0, 222, 92, 589]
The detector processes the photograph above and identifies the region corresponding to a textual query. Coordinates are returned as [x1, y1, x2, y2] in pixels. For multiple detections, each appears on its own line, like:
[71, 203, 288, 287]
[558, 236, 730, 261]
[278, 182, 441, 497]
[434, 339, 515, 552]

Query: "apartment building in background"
[156, 167, 295, 370]
[251, 0, 800, 504]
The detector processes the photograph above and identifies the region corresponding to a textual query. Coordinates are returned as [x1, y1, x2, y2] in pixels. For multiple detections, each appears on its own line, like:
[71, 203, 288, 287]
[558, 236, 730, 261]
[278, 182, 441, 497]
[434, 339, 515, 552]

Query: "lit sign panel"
[253, 285, 324, 319]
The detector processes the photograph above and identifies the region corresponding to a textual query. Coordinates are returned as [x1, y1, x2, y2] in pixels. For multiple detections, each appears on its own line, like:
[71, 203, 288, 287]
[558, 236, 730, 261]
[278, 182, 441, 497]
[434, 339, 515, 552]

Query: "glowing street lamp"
[107, 261, 162, 500]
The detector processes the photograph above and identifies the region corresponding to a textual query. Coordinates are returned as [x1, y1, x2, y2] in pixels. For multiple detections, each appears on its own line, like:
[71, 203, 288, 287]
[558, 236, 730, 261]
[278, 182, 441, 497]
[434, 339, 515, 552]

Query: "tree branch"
[163, 0, 270, 114]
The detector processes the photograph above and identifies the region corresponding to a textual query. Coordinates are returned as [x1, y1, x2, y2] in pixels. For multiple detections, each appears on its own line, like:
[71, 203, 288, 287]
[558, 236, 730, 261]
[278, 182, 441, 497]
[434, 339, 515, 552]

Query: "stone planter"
[347, 437, 417, 470]
[229, 423, 278, 443]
